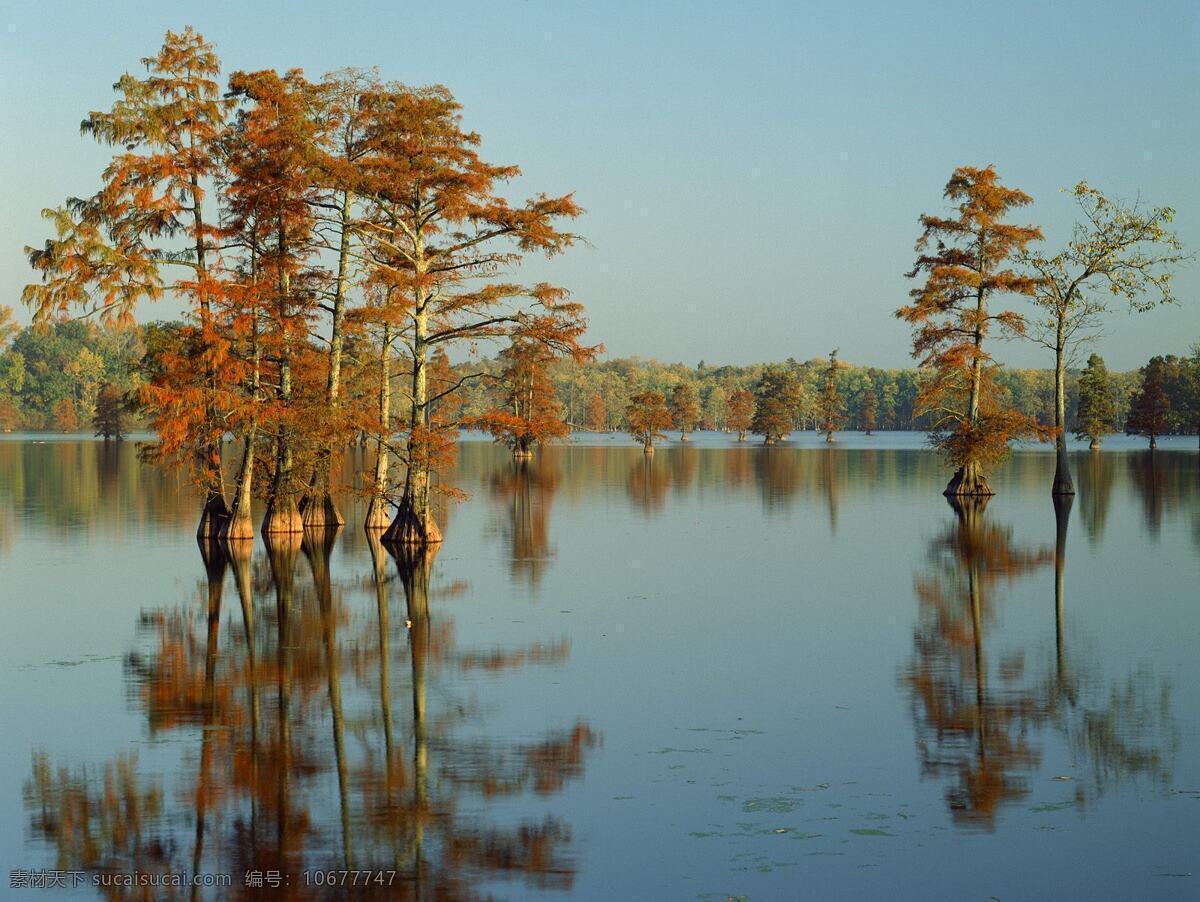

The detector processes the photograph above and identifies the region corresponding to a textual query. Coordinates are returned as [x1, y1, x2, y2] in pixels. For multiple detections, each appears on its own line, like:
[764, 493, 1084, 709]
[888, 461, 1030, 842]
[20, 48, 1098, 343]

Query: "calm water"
[1, 433, 1198, 900]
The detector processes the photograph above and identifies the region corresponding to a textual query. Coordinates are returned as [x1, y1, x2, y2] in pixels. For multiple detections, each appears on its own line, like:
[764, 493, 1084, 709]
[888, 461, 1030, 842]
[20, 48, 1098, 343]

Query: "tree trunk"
[192, 171, 228, 540]
[949, 283, 990, 499]
[365, 325, 393, 531]
[1089, 438, 1100, 451]
[302, 190, 353, 530]
[1051, 336, 1075, 495]
[944, 460, 994, 496]
[263, 241, 303, 535]
[384, 301, 442, 546]
[262, 352, 301, 534]
[222, 427, 257, 539]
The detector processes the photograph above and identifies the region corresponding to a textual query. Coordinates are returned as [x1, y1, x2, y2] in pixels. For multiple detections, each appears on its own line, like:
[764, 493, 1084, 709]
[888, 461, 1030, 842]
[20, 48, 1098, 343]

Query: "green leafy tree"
[1023, 183, 1186, 494]
[669, 381, 701, 440]
[1074, 354, 1118, 450]
[93, 383, 127, 441]
[817, 348, 846, 442]
[859, 376, 878, 434]
[1126, 356, 1173, 449]
[751, 366, 802, 445]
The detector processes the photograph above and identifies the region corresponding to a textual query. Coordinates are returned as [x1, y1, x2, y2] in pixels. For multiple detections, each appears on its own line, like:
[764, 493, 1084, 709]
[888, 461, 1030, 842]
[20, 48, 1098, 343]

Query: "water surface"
[1, 434, 1197, 899]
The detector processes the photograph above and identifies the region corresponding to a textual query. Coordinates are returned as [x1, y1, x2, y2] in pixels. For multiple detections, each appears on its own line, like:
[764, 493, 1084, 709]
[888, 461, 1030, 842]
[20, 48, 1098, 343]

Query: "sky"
[1, 0, 1198, 370]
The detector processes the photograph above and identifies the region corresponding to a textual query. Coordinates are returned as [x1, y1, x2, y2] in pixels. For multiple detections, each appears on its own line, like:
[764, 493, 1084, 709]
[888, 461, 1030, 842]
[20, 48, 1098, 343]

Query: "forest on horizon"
[1, 313, 1194, 439]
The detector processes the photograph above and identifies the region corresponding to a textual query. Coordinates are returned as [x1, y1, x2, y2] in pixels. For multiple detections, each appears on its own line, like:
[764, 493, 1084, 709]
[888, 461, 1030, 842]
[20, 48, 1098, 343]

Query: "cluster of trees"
[21, 28, 593, 544]
[0, 313, 140, 433]
[6, 311, 1196, 454]
[14, 39, 1195, 528]
[897, 166, 1188, 498]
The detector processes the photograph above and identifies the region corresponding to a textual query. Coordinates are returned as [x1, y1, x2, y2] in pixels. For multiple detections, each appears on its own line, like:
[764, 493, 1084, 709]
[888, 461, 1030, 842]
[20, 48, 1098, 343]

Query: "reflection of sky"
[1, 439, 1197, 899]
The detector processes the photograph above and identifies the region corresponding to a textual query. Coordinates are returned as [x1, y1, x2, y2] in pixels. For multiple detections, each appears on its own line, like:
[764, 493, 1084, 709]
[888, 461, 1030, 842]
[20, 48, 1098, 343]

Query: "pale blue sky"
[2, 0, 1197, 369]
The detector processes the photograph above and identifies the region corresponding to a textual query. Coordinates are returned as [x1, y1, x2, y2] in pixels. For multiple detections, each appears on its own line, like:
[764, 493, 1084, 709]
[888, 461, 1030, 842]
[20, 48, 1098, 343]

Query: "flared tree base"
[382, 502, 443, 546]
[364, 497, 391, 531]
[643, 445, 655, 455]
[943, 462, 994, 497]
[262, 500, 304, 535]
[221, 511, 256, 540]
[196, 493, 230, 540]
[1051, 471, 1076, 495]
[1051, 446, 1076, 496]
[301, 492, 345, 529]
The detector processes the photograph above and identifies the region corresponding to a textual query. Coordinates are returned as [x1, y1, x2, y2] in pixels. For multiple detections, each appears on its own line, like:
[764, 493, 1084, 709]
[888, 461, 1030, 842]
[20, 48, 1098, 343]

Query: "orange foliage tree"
[626, 391, 672, 452]
[727, 388, 755, 442]
[23, 27, 234, 536]
[898, 165, 1050, 496]
[355, 84, 589, 546]
[223, 68, 324, 535]
[584, 392, 607, 432]
[476, 338, 590, 458]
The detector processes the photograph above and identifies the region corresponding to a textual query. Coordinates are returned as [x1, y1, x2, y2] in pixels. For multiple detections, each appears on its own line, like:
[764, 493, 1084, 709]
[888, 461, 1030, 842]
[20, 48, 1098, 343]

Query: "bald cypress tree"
[1126, 356, 1173, 450]
[898, 165, 1049, 496]
[1074, 354, 1118, 450]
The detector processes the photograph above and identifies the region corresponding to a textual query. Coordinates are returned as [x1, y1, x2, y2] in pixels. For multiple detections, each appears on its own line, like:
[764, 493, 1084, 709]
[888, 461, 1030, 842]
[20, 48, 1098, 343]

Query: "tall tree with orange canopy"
[23, 27, 234, 536]
[727, 388, 755, 442]
[223, 68, 325, 535]
[898, 165, 1049, 496]
[477, 337, 590, 458]
[356, 84, 588, 546]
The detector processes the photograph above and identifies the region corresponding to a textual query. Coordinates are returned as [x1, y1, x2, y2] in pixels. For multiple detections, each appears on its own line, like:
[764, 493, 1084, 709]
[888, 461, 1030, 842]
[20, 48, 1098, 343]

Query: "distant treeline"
[2, 317, 1195, 438]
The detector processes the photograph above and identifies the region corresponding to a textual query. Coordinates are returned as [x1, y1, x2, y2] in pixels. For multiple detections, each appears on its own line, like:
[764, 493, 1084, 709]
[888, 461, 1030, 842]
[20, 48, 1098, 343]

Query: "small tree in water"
[1022, 182, 1185, 495]
[817, 348, 846, 443]
[669, 382, 701, 441]
[751, 365, 802, 445]
[859, 377, 878, 435]
[476, 338, 577, 459]
[585, 392, 607, 432]
[93, 383, 126, 441]
[1126, 356, 1174, 450]
[898, 165, 1050, 496]
[1074, 354, 1118, 450]
[727, 388, 755, 442]
[626, 391, 672, 453]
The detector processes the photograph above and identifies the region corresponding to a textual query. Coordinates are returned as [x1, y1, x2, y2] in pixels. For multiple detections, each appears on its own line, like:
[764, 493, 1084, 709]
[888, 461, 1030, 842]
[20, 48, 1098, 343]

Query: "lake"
[1, 433, 1198, 900]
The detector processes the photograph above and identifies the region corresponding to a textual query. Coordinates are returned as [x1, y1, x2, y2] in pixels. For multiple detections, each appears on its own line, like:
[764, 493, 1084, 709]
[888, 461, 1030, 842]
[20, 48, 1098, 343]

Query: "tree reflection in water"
[25, 529, 597, 899]
[487, 458, 559, 590]
[904, 496, 1176, 830]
